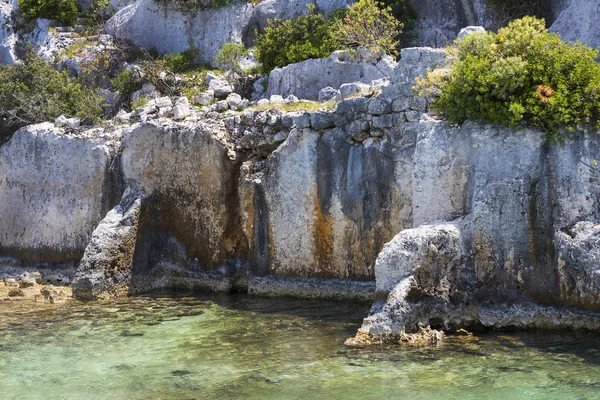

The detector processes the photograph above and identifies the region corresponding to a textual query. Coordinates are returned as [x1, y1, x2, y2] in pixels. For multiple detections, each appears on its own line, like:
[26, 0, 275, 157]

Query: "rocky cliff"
[1, 46, 600, 338]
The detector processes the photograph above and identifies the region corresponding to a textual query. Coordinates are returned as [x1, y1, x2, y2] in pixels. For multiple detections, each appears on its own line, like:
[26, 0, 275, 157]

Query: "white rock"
[269, 95, 285, 104]
[285, 94, 300, 104]
[339, 82, 372, 99]
[0, 0, 18, 64]
[205, 72, 220, 86]
[226, 93, 243, 110]
[209, 78, 233, 99]
[216, 100, 229, 112]
[172, 102, 192, 120]
[54, 115, 81, 129]
[148, 97, 173, 109]
[457, 26, 486, 40]
[257, 99, 270, 107]
[115, 110, 131, 123]
[264, 50, 396, 101]
[106, 0, 253, 67]
[194, 90, 214, 106]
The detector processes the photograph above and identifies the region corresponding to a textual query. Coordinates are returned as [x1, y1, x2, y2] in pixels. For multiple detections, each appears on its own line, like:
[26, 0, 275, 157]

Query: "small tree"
[0, 49, 104, 127]
[215, 42, 248, 75]
[334, 0, 402, 55]
[255, 5, 342, 74]
[18, 0, 79, 26]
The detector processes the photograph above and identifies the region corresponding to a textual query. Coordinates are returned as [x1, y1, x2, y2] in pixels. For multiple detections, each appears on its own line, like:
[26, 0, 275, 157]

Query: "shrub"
[419, 17, 600, 139]
[131, 96, 148, 110]
[111, 69, 138, 96]
[255, 5, 343, 74]
[162, 47, 200, 73]
[334, 0, 403, 55]
[378, 0, 416, 46]
[18, 0, 79, 25]
[215, 42, 248, 75]
[0, 50, 104, 128]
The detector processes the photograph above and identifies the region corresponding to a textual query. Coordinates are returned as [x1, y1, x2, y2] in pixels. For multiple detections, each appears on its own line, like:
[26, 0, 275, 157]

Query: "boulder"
[318, 86, 342, 102]
[106, 0, 254, 66]
[118, 121, 246, 294]
[374, 224, 463, 294]
[72, 193, 142, 300]
[457, 25, 486, 40]
[172, 97, 192, 120]
[339, 82, 372, 99]
[264, 50, 396, 100]
[209, 78, 233, 99]
[226, 93, 243, 110]
[194, 90, 215, 106]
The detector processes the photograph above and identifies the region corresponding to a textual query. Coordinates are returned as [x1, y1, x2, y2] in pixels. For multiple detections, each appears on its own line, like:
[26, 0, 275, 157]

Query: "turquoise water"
[1, 293, 600, 399]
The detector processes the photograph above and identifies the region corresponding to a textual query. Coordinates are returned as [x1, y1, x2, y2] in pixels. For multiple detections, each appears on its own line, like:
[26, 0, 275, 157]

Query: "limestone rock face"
[0, 0, 18, 64]
[72, 192, 142, 300]
[407, 0, 493, 47]
[241, 124, 414, 281]
[555, 222, 600, 309]
[119, 121, 247, 293]
[106, 0, 253, 66]
[355, 120, 600, 338]
[263, 50, 397, 100]
[0, 123, 119, 262]
[550, 0, 600, 49]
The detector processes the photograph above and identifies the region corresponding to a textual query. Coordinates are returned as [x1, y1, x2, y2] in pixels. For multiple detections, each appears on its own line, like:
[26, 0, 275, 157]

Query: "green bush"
[255, 5, 343, 74]
[215, 42, 248, 75]
[421, 17, 600, 139]
[0, 50, 104, 128]
[333, 0, 403, 55]
[19, 0, 79, 25]
[163, 47, 200, 73]
[373, 0, 416, 46]
[110, 69, 138, 96]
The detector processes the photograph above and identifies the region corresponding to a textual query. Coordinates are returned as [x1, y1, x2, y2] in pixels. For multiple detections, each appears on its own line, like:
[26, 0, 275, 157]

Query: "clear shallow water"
[1, 294, 600, 400]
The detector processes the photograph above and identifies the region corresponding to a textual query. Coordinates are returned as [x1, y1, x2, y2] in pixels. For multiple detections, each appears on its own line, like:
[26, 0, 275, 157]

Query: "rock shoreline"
[1, 47, 600, 340]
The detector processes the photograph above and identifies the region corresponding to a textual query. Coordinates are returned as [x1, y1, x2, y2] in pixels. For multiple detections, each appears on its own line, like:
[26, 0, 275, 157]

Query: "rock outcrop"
[549, 0, 600, 49]
[262, 50, 397, 101]
[106, 0, 253, 66]
[1, 44, 600, 336]
[0, 123, 121, 263]
[407, 0, 493, 47]
[0, 0, 17, 64]
[72, 192, 142, 300]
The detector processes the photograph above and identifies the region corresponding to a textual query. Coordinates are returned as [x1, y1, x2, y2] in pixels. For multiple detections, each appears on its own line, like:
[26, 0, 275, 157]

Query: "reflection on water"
[1, 293, 600, 400]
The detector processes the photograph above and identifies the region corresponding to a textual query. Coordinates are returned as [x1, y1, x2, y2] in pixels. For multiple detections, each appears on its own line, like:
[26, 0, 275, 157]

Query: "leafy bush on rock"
[215, 42, 248, 75]
[19, 0, 79, 25]
[419, 17, 600, 139]
[333, 0, 403, 56]
[255, 5, 342, 74]
[0, 50, 104, 128]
